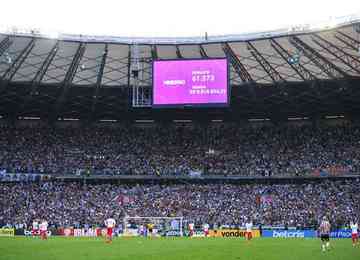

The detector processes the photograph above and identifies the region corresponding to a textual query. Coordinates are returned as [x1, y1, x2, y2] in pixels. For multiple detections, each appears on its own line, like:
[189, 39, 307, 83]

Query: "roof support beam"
[126, 46, 132, 111]
[334, 31, 360, 52]
[270, 38, 317, 81]
[151, 45, 158, 60]
[18, 41, 60, 113]
[312, 34, 360, 74]
[311, 34, 360, 74]
[127, 47, 131, 87]
[199, 44, 208, 58]
[175, 45, 183, 59]
[54, 42, 86, 117]
[246, 41, 285, 83]
[289, 36, 348, 79]
[290, 36, 354, 104]
[63, 43, 86, 86]
[0, 38, 35, 92]
[268, 38, 321, 108]
[30, 41, 59, 92]
[222, 43, 253, 83]
[91, 44, 108, 116]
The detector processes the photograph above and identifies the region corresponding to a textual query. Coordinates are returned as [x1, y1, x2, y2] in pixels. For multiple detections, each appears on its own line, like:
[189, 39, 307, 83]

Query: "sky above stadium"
[1, 0, 359, 37]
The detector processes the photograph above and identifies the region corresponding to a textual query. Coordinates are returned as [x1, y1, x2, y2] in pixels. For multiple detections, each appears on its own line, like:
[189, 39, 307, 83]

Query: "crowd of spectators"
[0, 122, 359, 177]
[0, 180, 359, 228]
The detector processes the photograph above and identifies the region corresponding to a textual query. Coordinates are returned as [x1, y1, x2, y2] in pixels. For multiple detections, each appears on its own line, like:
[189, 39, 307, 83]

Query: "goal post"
[123, 216, 183, 237]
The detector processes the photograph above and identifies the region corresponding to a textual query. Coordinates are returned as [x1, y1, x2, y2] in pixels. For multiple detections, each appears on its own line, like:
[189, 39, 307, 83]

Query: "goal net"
[123, 216, 183, 237]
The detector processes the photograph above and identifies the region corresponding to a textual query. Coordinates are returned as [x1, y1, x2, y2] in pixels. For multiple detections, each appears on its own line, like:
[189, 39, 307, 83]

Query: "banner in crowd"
[9, 227, 355, 239]
[262, 230, 316, 238]
[185, 230, 205, 237]
[163, 230, 183, 237]
[329, 230, 352, 238]
[312, 165, 350, 177]
[263, 229, 352, 239]
[160, 230, 184, 237]
[0, 173, 52, 182]
[12, 228, 114, 237]
[14, 229, 53, 236]
[209, 229, 260, 238]
[111, 194, 135, 206]
[0, 228, 15, 236]
[189, 170, 202, 178]
[63, 228, 110, 237]
[25, 230, 52, 237]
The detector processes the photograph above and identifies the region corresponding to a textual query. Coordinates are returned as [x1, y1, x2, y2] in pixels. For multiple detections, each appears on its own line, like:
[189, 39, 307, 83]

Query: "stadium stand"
[1, 180, 359, 228]
[0, 123, 359, 177]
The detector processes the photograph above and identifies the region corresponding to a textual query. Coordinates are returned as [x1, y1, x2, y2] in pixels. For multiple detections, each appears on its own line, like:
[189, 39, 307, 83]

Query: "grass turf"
[0, 237, 359, 260]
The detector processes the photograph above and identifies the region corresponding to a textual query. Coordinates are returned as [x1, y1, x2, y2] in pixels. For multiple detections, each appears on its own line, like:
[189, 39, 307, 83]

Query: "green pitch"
[0, 237, 359, 260]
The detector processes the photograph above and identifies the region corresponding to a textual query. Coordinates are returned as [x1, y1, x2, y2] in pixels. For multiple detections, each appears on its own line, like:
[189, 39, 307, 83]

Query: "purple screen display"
[153, 59, 228, 106]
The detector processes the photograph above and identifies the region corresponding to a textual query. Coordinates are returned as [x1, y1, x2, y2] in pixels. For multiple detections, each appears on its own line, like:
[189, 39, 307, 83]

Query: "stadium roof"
[0, 18, 360, 121]
[2, 14, 359, 44]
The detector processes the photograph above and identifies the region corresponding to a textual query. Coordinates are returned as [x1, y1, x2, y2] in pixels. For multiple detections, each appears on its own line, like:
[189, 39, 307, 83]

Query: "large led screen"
[152, 58, 229, 107]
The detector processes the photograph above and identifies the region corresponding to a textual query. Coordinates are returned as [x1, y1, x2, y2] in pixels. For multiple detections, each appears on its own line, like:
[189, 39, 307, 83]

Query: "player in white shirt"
[203, 223, 210, 237]
[319, 217, 331, 252]
[245, 220, 253, 241]
[32, 220, 39, 237]
[350, 221, 358, 247]
[104, 218, 116, 243]
[188, 223, 195, 238]
[39, 220, 48, 240]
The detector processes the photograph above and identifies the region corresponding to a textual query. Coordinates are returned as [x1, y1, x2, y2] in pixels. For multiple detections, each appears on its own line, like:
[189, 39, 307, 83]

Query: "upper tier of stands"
[0, 120, 359, 177]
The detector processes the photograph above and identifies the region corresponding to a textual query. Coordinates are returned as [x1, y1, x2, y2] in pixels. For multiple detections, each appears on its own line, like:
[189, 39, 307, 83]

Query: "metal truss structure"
[0, 22, 360, 121]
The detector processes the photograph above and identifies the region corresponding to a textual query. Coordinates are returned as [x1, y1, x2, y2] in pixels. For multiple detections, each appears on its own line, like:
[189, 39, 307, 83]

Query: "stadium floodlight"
[288, 52, 300, 65]
[6, 55, 12, 64]
[0, 52, 12, 64]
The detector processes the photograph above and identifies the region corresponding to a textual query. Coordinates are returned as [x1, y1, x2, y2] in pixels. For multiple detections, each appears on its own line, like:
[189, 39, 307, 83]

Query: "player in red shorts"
[32, 219, 39, 238]
[39, 219, 48, 240]
[350, 221, 358, 247]
[104, 217, 116, 243]
[245, 220, 253, 241]
[188, 223, 195, 238]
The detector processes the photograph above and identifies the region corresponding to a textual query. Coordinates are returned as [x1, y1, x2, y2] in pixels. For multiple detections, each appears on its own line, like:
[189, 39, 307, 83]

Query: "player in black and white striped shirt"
[319, 216, 331, 252]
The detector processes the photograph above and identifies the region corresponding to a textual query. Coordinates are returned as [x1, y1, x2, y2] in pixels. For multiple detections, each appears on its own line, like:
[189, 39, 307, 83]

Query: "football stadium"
[1, 1, 360, 259]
